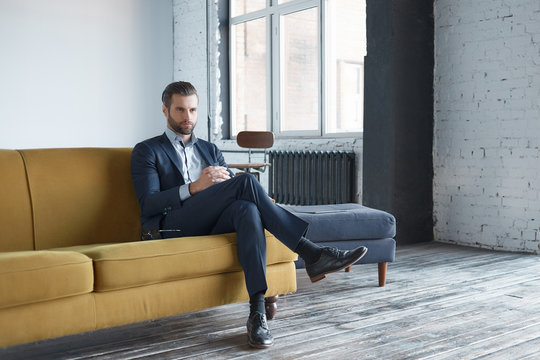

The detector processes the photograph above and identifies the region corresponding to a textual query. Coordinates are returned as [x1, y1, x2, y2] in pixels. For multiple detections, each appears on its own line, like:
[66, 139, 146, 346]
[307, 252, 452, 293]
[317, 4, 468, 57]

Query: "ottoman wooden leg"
[378, 262, 388, 287]
[345, 265, 352, 272]
[265, 295, 279, 320]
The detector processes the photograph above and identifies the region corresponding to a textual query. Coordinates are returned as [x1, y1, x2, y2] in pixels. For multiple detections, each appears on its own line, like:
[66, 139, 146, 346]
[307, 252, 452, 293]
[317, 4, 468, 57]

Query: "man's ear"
[162, 105, 168, 117]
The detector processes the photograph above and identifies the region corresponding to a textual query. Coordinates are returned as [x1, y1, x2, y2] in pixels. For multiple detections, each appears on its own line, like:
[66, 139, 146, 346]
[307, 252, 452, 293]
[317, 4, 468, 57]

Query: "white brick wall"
[173, 0, 209, 140]
[434, 0, 540, 253]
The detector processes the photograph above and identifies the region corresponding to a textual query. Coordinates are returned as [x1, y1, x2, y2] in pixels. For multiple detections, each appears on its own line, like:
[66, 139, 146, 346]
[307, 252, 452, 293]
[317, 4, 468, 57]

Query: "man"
[131, 81, 367, 349]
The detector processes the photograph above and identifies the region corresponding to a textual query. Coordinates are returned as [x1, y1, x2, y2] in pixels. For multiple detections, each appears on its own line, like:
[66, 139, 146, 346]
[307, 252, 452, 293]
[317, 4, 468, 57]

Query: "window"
[230, 0, 366, 137]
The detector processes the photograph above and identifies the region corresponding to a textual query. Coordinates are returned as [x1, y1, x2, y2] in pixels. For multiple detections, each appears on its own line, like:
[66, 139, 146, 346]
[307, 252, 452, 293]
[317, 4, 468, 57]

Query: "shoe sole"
[247, 335, 274, 349]
[309, 247, 368, 283]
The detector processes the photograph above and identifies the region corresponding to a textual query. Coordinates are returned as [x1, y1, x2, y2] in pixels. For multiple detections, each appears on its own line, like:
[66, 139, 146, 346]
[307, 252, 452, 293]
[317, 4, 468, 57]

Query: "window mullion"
[267, 14, 274, 132]
[271, 12, 280, 134]
[231, 10, 269, 25]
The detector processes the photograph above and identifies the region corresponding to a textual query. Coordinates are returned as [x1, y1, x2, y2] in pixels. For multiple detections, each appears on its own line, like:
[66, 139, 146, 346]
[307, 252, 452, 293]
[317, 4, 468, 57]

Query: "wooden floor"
[3, 242, 540, 360]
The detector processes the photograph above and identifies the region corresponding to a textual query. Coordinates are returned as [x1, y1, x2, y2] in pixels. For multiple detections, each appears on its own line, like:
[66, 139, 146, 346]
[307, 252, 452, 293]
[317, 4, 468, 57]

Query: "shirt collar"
[165, 127, 198, 147]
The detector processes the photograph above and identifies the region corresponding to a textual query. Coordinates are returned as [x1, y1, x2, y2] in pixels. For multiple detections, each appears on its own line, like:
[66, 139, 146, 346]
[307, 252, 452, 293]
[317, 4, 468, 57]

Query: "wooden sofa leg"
[378, 262, 388, 287]
[345, 265, 352, 272]
[265, 295, 279, 320]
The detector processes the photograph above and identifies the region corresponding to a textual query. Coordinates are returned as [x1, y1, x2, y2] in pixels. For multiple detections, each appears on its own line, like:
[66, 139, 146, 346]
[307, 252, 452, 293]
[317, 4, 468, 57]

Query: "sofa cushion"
[53, 232, 296, 292]
[19, 148, 141, 250]
[0, 150, 34, 251]
[0, 251, 93, 309]
[280, 203, 396, 241]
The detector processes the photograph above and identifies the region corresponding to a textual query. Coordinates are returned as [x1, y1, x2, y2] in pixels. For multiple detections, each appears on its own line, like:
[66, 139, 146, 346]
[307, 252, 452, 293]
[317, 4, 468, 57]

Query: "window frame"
[229, 0, 363, 138]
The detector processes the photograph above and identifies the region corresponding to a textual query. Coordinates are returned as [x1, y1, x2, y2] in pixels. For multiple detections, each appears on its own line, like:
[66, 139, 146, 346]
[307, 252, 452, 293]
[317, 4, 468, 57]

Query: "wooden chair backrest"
[236, 131, 274, 149]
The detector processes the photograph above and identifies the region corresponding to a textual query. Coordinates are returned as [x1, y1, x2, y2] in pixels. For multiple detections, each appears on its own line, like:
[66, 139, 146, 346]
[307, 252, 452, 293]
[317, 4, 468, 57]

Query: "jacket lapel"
[195, 141, 215, 166]
[158, 133, 184, 174]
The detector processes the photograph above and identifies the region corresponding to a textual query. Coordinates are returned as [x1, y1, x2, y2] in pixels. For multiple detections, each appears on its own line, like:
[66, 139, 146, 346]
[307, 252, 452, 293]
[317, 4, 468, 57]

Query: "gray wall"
[363, 0, 434, 245]
[0, 0, 173, 149]
[434, 0, 540, 253]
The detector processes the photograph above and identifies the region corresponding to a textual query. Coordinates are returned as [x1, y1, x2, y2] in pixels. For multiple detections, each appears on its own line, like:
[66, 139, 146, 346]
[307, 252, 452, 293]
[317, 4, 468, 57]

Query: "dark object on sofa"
[279, 203, 396, 286]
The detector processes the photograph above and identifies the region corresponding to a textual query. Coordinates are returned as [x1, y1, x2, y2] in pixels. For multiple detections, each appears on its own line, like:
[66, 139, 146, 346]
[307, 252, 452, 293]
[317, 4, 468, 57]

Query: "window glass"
[325, 0, 366, 133]
[231, 17, 268, 133]
[280, 7, 319, 132]
[231, 0, 266, 17]
[229, 0, 367, 137]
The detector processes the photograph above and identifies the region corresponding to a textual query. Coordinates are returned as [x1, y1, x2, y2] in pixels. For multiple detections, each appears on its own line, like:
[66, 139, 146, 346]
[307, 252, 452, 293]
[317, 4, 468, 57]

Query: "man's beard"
[168, 116, 195, 135]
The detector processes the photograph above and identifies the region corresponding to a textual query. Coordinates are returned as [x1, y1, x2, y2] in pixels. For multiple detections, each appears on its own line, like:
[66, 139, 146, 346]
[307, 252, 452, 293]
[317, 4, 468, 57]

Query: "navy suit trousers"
[161, 173, 309, 297]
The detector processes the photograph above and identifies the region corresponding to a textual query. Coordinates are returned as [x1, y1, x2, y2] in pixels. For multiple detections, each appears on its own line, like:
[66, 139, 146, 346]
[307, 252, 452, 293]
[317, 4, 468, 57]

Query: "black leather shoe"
[306, 246, 368, 282]
[246, 311, 274, 348]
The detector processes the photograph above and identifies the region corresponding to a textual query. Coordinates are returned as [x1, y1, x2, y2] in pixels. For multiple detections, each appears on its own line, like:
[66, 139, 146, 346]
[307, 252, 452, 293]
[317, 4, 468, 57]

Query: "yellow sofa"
[0, 148, 297, 347]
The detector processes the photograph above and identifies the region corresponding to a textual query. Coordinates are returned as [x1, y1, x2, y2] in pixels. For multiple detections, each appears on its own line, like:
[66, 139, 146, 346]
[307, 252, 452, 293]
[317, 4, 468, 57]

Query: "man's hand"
[188, 166, 231, 195]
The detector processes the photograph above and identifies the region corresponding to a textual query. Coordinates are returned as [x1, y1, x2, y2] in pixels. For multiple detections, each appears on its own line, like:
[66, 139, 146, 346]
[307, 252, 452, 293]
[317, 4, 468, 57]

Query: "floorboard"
[2, 242, 539, 359]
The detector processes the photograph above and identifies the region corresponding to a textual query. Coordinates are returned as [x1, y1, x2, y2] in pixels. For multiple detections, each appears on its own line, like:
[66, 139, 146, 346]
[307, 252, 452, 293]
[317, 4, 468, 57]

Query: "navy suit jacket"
[130, 133, 233, 232]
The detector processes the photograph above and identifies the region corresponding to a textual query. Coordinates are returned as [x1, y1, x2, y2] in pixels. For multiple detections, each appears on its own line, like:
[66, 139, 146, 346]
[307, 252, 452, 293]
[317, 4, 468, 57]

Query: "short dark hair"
[161, 81, 198, 109]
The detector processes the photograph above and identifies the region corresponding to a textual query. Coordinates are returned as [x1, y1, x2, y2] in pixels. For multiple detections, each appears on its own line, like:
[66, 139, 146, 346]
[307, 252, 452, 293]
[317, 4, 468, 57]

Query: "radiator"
[268, 150, 356, 205]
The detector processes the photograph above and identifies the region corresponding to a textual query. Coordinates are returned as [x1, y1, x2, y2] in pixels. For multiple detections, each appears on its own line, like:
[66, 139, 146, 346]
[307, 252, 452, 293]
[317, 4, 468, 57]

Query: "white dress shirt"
[165, 127, 206, 201]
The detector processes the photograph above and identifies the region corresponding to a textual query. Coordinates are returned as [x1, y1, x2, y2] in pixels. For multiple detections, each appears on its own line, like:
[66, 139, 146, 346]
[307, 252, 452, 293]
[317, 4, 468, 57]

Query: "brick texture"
[434, 0, 540, 253]
[173, 0, 209, 140]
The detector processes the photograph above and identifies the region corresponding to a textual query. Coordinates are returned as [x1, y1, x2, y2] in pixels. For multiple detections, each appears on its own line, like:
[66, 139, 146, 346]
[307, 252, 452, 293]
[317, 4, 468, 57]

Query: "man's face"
[163, 94, 198, 136]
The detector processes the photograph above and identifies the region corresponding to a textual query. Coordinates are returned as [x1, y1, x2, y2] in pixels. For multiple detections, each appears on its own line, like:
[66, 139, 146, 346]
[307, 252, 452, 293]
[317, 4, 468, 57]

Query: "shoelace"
[252, 313, 269, 330]
[323, 246, 344, 258]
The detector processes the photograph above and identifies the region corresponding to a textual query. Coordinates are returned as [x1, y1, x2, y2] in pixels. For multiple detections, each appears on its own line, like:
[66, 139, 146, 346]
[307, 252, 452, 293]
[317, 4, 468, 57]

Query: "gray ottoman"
[279, 203, 396, 286]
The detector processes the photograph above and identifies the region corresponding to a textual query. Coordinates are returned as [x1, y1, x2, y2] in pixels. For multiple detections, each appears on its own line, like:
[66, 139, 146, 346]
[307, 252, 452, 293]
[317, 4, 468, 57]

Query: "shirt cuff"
[179, 183, 192, 201]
